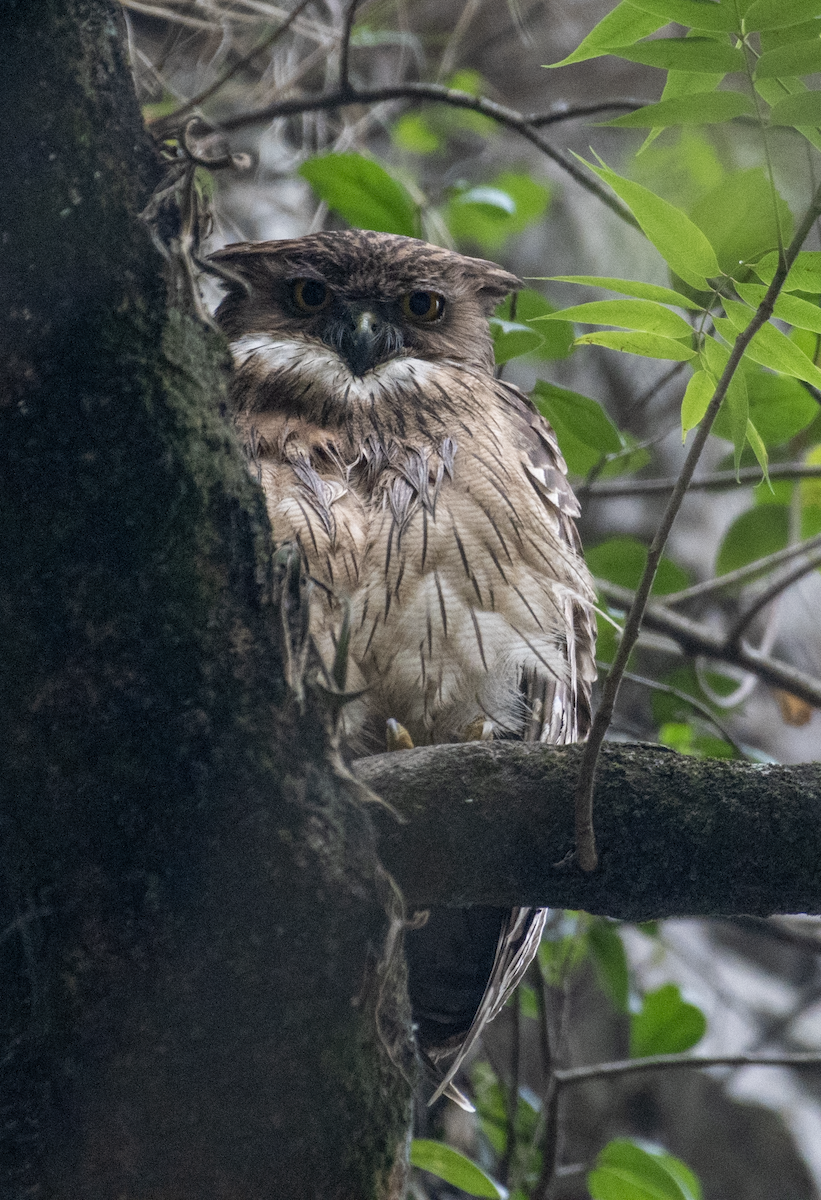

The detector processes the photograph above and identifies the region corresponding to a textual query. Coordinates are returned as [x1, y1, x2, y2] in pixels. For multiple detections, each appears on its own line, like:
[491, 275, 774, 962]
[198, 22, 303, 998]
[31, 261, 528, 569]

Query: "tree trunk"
[0, 3, 412, 1197]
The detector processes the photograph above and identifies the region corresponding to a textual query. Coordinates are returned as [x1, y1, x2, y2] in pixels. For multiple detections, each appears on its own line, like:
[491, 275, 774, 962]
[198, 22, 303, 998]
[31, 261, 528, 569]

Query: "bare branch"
[727, 549, 821, 646]
[573, 180, 821, 873]
[212, 84, 644, 227]
[658, 531, 821, 607]
[527, 99, 652, 127]
[149, 0, 316, 138]
[598, 579, 821, 709]
[586, 463, 821, 498]
[554, 1052, 821, 1088]
[338, 0, 361, 95]
[617, 668, 745, 754]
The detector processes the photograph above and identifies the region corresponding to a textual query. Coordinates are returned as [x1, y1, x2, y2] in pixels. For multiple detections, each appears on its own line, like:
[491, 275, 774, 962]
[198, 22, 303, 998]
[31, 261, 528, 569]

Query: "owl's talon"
[386, 718, 414, 751]
[463, 717, 494, 742]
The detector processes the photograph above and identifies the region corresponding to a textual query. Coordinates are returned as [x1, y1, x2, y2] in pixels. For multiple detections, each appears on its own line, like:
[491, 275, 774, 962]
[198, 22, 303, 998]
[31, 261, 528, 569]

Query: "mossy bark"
[359, 742, 821, 921]
[0, 2, 412, 1196]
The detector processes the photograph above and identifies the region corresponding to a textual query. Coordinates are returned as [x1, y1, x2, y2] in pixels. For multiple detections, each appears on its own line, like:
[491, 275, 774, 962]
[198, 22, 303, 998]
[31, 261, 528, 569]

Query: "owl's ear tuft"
[468, 261, 522, 315]
[206, 243, 272, 296]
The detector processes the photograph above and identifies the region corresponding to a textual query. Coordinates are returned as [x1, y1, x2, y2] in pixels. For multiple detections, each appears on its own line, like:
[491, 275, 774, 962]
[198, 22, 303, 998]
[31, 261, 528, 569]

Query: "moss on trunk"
[0, 2, 412, 1196]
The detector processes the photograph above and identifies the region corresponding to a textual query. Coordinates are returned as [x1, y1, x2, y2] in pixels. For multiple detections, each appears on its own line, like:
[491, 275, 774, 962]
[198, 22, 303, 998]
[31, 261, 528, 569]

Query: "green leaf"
[744, 0, 821, 30]
[630, 0, 740, 30]
[579, 156, 722, 289]
[711, 363, 817, 445]
[630, 983, 707, 1057]
[532, 381, 623, 474]
[497, 290, 575, 360]
[716, 504, 789, 574]
[538, 924, 590, 984]
[516, 983, 540, 1018]
[756, 39, 821, 77]
[725, 370, 749, 473]
[610, 36, 746, 72]
[391, 112, 441, 153]
[446, 171, 550, 252]
[410, 1141, 509, 1198]
[447, 68, 484, 95]
[586, 536, 690, 594]
[589, 1140, 702, 1200]
[661, 722, 737, 759]
[490, 318, 545, 364]
[540, 298, 694, 338]
[546, 1, 667, 67]
[681, 370, 715, 438]
[606, 90, 754, 128]
[770, 91, 821, 125]
[575, 331, 697, 359]
[721, 299, 821, 387]
[745, 418, 770, 477]
[299, 153, 418, 236]
[753, 249, 821, 291]
[700, 332, 730, 377]
[736, 281, 821, 333]
[548, 276, 704, 309]
[588, 919, 630, 1012]
[688, 168, 794, 278]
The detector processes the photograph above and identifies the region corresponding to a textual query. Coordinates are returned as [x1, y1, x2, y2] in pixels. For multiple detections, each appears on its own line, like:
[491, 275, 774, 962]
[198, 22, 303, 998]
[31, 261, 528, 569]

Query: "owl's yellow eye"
[292, 279, 332, 312]
[402, 291, 445, 323]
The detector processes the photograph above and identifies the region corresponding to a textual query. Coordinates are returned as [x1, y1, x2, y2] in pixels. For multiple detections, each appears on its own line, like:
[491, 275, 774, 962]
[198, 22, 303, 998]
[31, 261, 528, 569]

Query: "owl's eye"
[402, 291, 445, 323]
[292, 279, 332, 312]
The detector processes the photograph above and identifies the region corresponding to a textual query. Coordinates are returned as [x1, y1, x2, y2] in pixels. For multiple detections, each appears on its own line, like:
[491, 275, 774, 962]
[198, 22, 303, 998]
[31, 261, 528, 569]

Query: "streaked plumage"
[211, 230, 596, 1103]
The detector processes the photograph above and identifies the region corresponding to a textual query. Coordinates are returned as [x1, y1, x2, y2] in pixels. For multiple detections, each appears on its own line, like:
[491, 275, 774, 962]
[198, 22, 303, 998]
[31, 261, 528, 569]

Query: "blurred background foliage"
[124, 1, 821, 1196]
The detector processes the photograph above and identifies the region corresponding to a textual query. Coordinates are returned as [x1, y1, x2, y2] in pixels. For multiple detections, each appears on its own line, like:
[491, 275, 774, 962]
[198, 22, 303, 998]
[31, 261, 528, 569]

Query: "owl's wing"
[498, 380, 597, 745]
[427, 382, 596, 1107]
[427, 906, 547, 1107]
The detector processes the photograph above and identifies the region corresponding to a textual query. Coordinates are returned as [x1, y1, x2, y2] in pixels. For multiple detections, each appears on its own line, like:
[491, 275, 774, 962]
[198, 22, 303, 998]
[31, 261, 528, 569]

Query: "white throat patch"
[229, 334, 440, 404]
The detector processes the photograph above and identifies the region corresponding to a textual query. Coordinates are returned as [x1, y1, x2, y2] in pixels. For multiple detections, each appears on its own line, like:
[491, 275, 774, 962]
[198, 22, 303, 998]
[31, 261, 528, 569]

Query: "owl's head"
[210, 230, 520, 379]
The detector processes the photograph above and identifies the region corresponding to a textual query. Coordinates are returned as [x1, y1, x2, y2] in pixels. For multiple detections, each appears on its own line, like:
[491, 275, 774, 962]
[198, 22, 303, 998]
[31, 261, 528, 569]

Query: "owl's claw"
[386, 718, 414, 751]
[462, 717, 494, 742]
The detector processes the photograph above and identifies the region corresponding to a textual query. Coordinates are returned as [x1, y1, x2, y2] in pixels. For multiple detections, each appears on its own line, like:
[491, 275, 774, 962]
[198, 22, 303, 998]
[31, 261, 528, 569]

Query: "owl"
[210, 230, 596, 1106]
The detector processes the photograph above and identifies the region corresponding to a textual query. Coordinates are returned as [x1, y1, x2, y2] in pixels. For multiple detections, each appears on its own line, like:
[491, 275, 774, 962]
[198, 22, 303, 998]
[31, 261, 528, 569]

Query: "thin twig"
[573, 181, 821, 873]
[660, 531, 821, 606]
[615, 667, 746, 756]
[338, 0, 361, 95]
[149, 0, 316, 137]
[527, 99, 653, 127]
[727, 548, 821, 647]
[598, 579, 821, 708]
[554, 1051, 821, 1087]
[214, 84, 646, 228]
[586, 462, 821, 498]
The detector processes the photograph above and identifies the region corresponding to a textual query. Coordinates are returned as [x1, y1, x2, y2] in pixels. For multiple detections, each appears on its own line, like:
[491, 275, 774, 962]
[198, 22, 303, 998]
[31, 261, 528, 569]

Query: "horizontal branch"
[599, 580, 821, 708]
[585, 463, 821, 498]
[554, 1052, 821, 1087]
[203, 85, 644, 227]
[354, 741, 821, 919]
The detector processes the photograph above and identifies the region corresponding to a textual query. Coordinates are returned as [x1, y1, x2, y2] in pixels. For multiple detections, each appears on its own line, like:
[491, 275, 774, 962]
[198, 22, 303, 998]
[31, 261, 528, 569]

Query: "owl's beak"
[339, 309, 388, 377]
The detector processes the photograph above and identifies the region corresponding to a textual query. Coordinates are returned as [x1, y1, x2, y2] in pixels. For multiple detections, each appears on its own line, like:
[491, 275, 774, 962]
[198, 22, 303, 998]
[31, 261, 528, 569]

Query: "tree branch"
[355, 741, 821, 919]
[554, 1052, 821, 1087]
[585, 463, 821, 498]
[598, 580, 821, 707]
[727, 548, 821, 646]
[658, 531, 821, 607]
[208, 84, 645, 227]
[149, 0, 316, 137]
